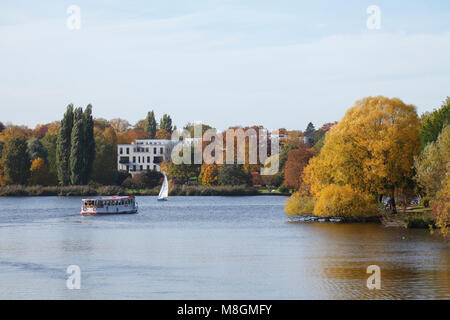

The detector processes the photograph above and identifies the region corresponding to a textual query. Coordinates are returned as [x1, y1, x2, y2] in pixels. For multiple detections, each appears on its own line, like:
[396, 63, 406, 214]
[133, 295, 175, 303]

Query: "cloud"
[0, 5, 449, 129]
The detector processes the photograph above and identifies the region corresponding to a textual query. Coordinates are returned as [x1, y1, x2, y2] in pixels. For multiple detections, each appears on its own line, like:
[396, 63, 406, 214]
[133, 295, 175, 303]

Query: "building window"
[160, 147, 163, 154]
[147, 156, 150, 163]
[140, 165, 143, 171]
[133, 156, 136, 163]
[147, 165, 150, 170]
[153, 147, 157, 154]
[119, 148, 123, 154]
[126, 148, 129, 154]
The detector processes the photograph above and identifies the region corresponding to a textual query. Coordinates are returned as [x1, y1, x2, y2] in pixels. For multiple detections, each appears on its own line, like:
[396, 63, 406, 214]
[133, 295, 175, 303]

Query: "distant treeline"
[0, 184, 259, 197]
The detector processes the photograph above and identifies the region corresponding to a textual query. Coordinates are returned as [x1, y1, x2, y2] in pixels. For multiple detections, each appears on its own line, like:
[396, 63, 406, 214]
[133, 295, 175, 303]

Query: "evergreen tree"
[145, 111, 157, 138]
[4, 136, 31, 185]
[160, 114, 173, 133]
[304, 122, 315, 137]
[70, 108, 84, 185]
[0, 121, 5, 133]
[56, 104, 74, 185]
[82, 104, 95, 184]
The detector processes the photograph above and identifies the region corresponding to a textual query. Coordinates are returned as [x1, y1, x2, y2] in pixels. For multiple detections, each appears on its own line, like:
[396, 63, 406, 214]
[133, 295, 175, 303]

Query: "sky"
[0, 0, 449, 131]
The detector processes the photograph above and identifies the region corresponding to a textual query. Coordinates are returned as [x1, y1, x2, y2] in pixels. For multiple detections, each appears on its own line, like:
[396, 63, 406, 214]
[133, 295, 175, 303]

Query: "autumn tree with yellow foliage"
[201, 164, 220, 186]
[301, 96, 421, 215]
[29, 157, 55, 186]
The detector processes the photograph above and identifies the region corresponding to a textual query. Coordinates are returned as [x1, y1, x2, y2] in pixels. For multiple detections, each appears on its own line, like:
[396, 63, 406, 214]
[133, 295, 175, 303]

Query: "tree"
[134, 119, 147, 131]
[145, 111, 157, 138]
[313, 184, 378, 218]
[29, 157, 54, 186]
[160, 114, 173, 133]
[303, 96, 421, 214]
[3, 136, 31, 184]
[165, 146, 201, 182]
[304, 122, 315, 137]
[110, 118, 130, 132]
[155, 129, 171, 140]
[82, 104, 95, 184]
[283, 145, 317, 190]
[27, 138, 47, 163]
[218, 164, 252, 186]
[0, 122, 4, 133]
[41, 133, 58, 176]
[70, 108, 84, 185]
[431, 174, 449, 237]
[56, 105, 74, 185]
[415, 125, 449, 198]
[201, 164, 220, 186]
[32, 124, 49, 139]
[184, 123, 213, 137]
[285, 192, 315, 216]
[117, 128, 150, 144]
[419, 97, 450, 149]
[0, 125, 32, 142]
[91, 135, 117, 185]
[122, 170, 163, 189]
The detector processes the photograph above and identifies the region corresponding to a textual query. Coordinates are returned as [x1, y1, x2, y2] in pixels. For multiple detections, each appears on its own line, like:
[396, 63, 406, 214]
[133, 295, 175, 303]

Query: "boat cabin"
[81, 196, 138, 215]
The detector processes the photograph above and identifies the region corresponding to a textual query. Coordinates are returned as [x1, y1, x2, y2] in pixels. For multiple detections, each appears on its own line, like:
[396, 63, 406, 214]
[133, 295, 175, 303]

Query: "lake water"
[0, 196, 448, 299]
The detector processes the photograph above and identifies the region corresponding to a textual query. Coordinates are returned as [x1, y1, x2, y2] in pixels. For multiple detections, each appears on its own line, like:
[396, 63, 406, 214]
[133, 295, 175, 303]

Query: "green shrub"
[404, 214, 436, 229]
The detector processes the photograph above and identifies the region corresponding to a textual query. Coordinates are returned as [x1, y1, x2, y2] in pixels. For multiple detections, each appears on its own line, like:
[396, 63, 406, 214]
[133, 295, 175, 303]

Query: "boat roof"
[82, 195, 135, 201]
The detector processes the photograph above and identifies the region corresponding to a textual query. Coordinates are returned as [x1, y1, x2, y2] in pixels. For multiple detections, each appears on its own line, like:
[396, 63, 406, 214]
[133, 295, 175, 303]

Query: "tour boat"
[81, 196, 138, 215]
[157, 172, 169, 201]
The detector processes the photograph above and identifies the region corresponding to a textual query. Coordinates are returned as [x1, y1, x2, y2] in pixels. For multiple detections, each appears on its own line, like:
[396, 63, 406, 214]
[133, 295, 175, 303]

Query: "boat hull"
[81, 209, 138, 215]
[157, 198, 168, 201]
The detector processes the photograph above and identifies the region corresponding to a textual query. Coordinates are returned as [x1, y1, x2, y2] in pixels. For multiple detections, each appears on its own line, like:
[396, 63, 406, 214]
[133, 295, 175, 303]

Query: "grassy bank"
[382, 206, 435, 229]
[0, 185, 262, 197]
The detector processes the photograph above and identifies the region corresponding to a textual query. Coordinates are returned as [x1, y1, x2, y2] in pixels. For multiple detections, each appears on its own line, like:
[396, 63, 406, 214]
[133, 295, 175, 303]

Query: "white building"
[117, 139, 178, 174]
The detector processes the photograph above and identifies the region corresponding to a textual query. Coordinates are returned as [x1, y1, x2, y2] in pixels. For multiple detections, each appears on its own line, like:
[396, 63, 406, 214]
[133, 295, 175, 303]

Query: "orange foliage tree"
[283, 145, 317, 190]
[155, 129, 171, 140]
[117, 129, 150, 144]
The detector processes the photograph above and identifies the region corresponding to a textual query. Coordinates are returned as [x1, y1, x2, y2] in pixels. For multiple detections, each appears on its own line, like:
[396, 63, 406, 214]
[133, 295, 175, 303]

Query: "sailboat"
[157, 172, 169, 201]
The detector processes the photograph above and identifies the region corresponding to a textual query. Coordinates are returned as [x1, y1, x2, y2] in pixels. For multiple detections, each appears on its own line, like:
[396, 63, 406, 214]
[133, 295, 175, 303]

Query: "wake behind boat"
[81, 195, 138, 215]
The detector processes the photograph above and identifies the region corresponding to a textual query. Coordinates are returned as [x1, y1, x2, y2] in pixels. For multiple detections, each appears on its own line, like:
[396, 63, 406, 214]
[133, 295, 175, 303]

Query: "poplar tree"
[82, 104, 95, 184]
[160, 114, 173, 133]
[56, 104, 74, 185]
[145, 110, 157, 138]
[70, 108, 84, 185]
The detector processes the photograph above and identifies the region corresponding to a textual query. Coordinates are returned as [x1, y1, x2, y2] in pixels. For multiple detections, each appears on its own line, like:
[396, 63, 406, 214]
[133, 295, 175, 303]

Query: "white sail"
[158, 172, 169, 199]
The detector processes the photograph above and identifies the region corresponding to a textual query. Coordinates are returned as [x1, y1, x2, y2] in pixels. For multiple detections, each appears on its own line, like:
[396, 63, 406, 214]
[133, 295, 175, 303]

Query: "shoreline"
[0, 185, 290, 197]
